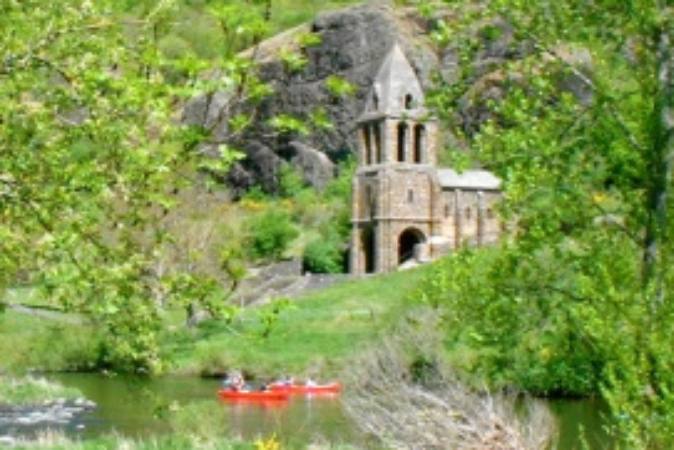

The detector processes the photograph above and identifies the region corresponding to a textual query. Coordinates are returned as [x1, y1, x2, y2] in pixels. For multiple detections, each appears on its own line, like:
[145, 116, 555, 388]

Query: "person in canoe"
[222, 371, 246, 391]
[277, 374, 294, 387]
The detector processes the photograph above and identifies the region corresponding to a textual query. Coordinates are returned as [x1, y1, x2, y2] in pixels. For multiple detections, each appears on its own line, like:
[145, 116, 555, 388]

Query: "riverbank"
[1, 266, 431, 378]
[0, 375, 359, 449]
[0, 377, 83, 407]
[0, 376, 97, 448]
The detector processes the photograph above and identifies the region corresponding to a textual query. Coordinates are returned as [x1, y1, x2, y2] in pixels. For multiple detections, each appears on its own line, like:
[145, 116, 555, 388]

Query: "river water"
[13, 374, 608, 448]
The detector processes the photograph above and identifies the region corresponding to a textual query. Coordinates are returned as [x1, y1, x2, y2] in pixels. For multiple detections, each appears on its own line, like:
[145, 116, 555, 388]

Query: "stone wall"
[439, 189, 501, 248]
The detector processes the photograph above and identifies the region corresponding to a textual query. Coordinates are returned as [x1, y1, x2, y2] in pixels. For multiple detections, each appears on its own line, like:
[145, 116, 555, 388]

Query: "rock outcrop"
[183, 2, 591, 193]
[184, 2, 437, 194]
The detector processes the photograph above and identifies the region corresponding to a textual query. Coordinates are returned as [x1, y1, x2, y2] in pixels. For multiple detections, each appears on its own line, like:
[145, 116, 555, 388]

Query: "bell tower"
[350, 44, 441, 274]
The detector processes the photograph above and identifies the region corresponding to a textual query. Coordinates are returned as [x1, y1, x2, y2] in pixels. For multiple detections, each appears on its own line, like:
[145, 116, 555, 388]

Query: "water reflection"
[42, 373, 608, 449]
[48, 373, 356, 446]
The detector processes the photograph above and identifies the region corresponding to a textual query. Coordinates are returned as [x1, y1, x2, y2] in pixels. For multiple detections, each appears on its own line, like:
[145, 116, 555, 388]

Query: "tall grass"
[342, 315, 557, 450]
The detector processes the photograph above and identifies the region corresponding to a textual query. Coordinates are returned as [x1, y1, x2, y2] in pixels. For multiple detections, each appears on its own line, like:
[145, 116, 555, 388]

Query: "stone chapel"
[350, 44, 502, 275]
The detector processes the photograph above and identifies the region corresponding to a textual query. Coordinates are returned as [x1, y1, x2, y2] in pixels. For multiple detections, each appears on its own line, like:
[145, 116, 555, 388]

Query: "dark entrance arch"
[398, 228, 425, 264]
[362, 225, 376, 273]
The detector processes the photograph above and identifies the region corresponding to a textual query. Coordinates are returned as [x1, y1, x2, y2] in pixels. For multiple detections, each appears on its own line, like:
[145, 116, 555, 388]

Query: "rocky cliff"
[183, 2, 439, 193]
[182, 1, 583, 194]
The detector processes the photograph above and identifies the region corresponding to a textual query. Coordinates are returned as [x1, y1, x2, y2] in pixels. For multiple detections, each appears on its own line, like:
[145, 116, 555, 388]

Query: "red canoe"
[268, 382, 342, 395]
[217, 389, 289, 401]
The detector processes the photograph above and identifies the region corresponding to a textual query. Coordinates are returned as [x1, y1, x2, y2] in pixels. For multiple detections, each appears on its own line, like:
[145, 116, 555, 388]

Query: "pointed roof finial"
[361, 43, 425, 119]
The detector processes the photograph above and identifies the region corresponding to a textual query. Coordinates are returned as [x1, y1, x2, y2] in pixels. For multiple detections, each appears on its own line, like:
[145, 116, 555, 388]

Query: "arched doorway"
[362, 225, 376, 273]
[398, 228, 425, 264]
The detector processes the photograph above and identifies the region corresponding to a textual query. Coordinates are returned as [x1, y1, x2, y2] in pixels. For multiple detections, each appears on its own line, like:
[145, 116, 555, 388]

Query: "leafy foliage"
[279, 47, 308, 73]
[325, 75, 357, 99]
[0, 0, 272, 372]
[421, 0, 674, 446]
[302, 238, 345, 274]
[245, 209, 299, 260]
[268, 113, 310, 136]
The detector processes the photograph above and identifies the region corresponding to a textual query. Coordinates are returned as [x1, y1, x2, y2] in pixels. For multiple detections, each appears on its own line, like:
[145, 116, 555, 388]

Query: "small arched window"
[407, 189, 414, 203]
[373, 93, 379, 110]
[404, 94, 413, 109]
[465, 207, 472, 220]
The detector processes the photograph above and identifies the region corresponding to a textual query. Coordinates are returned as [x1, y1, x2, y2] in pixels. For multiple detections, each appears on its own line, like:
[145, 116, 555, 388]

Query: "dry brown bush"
[342, 315, 556, 450]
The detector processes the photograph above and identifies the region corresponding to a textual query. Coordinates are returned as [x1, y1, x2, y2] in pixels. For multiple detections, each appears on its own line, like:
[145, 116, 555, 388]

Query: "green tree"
[0, 0, 267, 372]
[423, 0, 674, 446]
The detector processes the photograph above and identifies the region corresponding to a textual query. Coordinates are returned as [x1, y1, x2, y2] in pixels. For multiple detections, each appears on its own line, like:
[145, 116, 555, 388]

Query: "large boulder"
[282, 141, 335, 190]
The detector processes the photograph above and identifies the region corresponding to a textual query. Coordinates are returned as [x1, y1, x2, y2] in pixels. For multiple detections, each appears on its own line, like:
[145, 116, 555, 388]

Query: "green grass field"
[1, 265, 432, 378]
[164, 266, 432, 378]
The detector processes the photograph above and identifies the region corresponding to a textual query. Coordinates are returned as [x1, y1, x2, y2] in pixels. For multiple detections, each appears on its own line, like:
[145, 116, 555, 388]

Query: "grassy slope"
[1, 265, 432, 377]
[0, 307, 98, 373]
[164, 266, 432, 378]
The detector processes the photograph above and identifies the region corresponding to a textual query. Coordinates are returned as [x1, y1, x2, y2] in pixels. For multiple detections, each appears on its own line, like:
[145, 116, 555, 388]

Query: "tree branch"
[528, 38, 646, 153]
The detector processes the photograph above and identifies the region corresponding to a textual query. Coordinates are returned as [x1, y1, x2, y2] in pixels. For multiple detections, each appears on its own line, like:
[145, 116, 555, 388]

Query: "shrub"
[303, 238, 344, 274]
[417, 246, 605, 396]
[278, 164, 306, 198]
[246, 209, 298, 260]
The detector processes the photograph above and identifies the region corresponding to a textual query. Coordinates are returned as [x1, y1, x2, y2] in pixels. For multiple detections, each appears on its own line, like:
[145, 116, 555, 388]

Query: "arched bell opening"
[413, 124, 425, 163]
[404, 94, 414, 109]
[362, 127, 372, 165]
[373, 123, 382, 163]
[397, 122, 408, 162]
